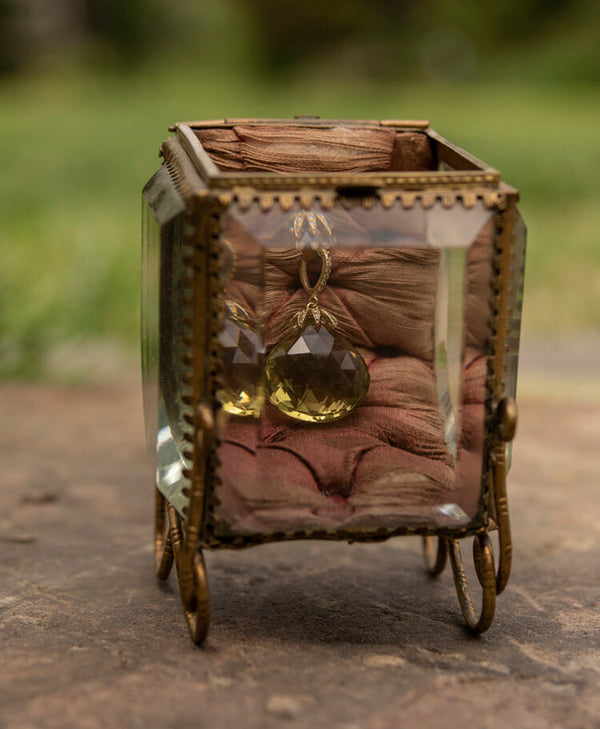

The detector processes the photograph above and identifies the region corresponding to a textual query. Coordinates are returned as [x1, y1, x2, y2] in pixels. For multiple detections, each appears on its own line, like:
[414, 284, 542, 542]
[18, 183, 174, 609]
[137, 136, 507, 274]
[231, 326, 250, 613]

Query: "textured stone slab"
[0, 374, 598, 729]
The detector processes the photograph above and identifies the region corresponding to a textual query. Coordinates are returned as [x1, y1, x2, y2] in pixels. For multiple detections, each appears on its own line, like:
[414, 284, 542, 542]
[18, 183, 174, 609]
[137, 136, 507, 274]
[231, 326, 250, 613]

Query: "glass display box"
[142, 118, 526, 642]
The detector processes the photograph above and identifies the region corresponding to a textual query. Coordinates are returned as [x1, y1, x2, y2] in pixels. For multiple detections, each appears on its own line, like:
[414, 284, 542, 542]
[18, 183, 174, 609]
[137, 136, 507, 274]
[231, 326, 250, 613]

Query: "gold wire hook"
[299, 248, 332, 298]
[220, 238, 237, 286]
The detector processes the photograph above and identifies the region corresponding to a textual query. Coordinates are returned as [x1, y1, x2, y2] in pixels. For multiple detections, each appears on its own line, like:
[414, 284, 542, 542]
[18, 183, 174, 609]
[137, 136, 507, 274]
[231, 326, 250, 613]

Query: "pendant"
[264, 213, 369, 423]
[265, 319, 369, 423]
[216, 238, 264, 417]
[217, 300, 264, 417]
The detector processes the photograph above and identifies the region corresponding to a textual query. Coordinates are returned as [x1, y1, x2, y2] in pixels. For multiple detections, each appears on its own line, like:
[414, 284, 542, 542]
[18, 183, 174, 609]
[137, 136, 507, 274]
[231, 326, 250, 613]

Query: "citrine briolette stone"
[217, 301, 264, 417]
[264, 324, 369, 422]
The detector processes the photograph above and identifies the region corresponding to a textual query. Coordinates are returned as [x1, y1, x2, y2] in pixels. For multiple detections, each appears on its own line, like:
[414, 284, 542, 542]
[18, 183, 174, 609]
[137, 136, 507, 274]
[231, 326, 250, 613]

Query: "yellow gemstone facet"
[264, 324, 369, 422]
[217, 302, 264, 417]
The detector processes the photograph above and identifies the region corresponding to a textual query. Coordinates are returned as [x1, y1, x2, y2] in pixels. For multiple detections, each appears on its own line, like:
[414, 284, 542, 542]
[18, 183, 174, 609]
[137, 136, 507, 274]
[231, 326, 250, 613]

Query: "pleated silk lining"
[195, 125, 436, 174]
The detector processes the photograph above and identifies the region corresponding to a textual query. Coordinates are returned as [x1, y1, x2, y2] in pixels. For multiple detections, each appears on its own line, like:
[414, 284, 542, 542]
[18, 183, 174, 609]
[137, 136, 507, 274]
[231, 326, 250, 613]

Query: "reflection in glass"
[141, 169, 191, 515]
[155, 394, 191, 515]
[141, 198, 160, 455]
[434, 247, 466, 462]
[504, 210, 527, 471]
[217, 299, 264, 417]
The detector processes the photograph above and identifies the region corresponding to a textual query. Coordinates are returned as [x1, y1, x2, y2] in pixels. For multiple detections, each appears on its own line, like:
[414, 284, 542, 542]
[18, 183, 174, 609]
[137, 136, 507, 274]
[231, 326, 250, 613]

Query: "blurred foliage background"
[0, 0, 599, 381]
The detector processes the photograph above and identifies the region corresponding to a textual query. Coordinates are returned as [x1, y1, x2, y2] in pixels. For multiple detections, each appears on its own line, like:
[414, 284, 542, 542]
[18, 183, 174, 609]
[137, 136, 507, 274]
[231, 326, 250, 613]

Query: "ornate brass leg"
[422, 535, 448, 577]
[444, 396, 516, 634]
[493, 444, 512, 595]
[167, 500, 210, 644]
[448, 532, 496, 634]
[181, 550, 211, 644]
[154, 487, 174, 580]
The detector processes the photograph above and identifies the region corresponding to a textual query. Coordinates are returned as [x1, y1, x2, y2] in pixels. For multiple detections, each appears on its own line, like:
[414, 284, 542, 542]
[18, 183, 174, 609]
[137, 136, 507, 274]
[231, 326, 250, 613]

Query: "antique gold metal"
[299, 249, 331, 298]
[448, 532, 496, 634]
[146, 118, 525, 643]
[496, 396, 518, 442]
[295, 248, 337, 329]
[422, 536, 448, 577]
[154, 488, 173, 580]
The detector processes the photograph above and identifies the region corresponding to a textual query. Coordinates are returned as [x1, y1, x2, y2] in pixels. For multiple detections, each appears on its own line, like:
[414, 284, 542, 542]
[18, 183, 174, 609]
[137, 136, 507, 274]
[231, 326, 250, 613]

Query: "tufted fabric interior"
[198, 125, 490, 537]
[195, 125, 436, 173]
[214, 222, 491, 537]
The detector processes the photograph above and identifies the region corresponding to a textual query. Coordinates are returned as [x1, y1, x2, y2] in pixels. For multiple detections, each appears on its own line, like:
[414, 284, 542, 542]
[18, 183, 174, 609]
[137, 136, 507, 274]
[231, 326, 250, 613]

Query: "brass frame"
[149, 118, 521, 642]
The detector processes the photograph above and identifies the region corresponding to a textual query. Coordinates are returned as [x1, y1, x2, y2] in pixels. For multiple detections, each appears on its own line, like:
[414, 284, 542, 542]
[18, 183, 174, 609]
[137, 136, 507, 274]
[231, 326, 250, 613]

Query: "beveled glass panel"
[505, 209, 527, 400]
[141, 168, 190, 514]
[504, 209, 527, 471]
[141, 196, 160, 454]
[212, 201, 494, 537]
[434, 247, 466, 462]
[155, 211, 192, 515]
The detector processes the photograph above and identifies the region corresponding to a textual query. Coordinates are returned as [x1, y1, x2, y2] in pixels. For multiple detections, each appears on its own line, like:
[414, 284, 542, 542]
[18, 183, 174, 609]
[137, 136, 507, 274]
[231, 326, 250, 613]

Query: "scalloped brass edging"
[214, 187, 511, 213]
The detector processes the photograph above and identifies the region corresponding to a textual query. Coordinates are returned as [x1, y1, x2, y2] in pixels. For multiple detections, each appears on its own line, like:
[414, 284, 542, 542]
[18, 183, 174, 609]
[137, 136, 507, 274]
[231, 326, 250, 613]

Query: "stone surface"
[0, 347, 599, 728]
[265, 324, 369, 421]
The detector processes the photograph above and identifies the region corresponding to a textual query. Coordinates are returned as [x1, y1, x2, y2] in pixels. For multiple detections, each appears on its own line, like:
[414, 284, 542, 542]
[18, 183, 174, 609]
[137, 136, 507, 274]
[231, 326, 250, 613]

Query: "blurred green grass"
[1, 61, 599, 380]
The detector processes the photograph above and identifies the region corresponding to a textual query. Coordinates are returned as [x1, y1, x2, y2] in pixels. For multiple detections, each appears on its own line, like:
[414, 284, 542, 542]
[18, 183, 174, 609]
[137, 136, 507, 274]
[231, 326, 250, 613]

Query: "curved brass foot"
[166, 503, 210, 644]
[422, 535, 448, 577]
[448, 533, 496, 635]
[493, 448, 512, 595]
[492, 397, 516, 594]
[182, 550, 211, 644]
[154, 487, 174, 580]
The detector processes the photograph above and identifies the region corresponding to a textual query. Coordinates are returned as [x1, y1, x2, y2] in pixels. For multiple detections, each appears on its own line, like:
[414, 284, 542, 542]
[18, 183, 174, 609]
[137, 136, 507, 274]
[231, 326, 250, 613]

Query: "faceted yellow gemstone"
[217, 302, 264, 417]
[265, 324, 369, 422]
